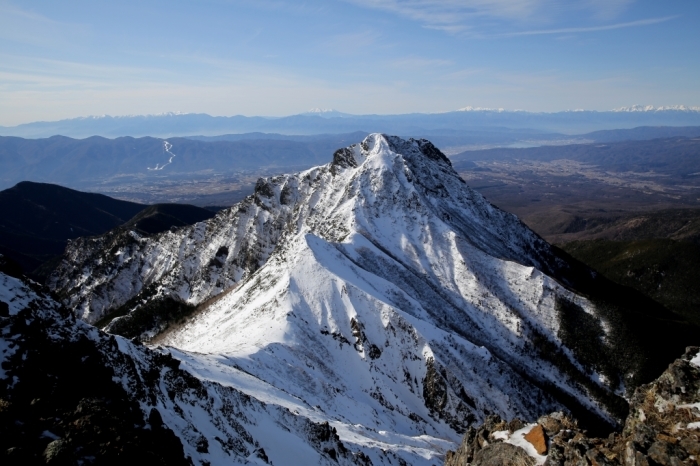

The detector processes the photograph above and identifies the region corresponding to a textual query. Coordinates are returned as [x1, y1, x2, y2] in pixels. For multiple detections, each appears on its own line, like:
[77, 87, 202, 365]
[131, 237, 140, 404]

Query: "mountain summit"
[48, 134, 696, 464]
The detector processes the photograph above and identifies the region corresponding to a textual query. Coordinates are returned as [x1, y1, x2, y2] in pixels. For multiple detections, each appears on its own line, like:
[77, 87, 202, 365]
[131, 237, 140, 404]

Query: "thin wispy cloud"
[0, 1, 89, 48]
[501, 15, 678, 36]
[347, 0, 545, 22]
[345, 0, 639, 34]
[585, 0, 635, 20]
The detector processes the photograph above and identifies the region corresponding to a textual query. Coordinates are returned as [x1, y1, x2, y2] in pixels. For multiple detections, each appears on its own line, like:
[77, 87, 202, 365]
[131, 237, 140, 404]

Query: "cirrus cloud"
[344, 0, 639, 33]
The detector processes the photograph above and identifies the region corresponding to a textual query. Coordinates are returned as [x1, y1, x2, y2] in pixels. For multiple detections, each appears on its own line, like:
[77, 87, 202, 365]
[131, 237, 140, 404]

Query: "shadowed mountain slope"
[0, 181, 144, 271]
[546, 208, 700, 245]
[0, 182, 216, 276]
[121, 203, 215, 236]
[561, 238, 700, 327]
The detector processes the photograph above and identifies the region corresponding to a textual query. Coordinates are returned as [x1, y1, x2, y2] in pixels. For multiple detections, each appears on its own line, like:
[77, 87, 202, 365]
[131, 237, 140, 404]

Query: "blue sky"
[0, 0, 698, 125]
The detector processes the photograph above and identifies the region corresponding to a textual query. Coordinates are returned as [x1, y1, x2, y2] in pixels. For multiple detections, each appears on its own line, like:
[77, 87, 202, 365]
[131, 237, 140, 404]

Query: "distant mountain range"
[3, 127, 700, 193]
[2, 108, 700, 138]
[0, 135, 353, 190]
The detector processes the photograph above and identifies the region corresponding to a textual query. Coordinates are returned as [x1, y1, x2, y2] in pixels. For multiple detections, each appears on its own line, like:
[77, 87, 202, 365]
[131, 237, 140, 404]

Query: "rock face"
[445, 347, 700, 466]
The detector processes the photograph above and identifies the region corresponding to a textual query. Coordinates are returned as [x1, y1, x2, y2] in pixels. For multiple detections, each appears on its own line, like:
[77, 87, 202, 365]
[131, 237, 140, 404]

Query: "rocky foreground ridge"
[445, 347, 700, 466]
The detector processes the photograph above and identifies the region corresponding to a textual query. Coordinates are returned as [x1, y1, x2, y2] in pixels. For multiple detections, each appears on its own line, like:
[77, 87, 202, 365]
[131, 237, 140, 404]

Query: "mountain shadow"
[0, 181, 215, 278]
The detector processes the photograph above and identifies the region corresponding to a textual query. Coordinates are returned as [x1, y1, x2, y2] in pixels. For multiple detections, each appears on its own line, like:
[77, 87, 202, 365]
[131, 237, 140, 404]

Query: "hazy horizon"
[4, 105, 700, 129]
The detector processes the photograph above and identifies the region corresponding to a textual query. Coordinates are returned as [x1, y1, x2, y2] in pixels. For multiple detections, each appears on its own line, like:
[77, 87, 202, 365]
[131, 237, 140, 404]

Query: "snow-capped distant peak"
[612, 104, 700, 112]
[457, 106, 507, 112]
[306, 108, 337, 113]
[301, 108, 353, 118]
[79, 111, 191, 120]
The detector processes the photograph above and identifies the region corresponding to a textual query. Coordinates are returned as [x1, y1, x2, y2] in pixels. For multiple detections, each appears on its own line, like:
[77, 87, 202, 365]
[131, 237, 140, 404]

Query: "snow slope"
[2, 270, 434, 465]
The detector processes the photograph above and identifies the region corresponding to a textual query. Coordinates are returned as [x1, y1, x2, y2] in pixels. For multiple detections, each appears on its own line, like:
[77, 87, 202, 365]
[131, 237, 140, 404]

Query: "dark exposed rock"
[423, 357, 449, 413]
[680, 436, 700, 456]
[43, 439, 67, 464]
[646, 439, 686, 465]
[443, 415, 508, 465]
[585, 448, 615, 466]
[331, 147, 358, 174]
[307, 421, 349, 463]
[368, 344, 382, 359]
[254, 178, 275, 198]
[393, 138, 452, 166]
[103, 294, 197, 341]
[538, 411, 577, 437]
[280, 183, 294, 205]
[472, 443, 535, 466]
[509, 418, 527, 433]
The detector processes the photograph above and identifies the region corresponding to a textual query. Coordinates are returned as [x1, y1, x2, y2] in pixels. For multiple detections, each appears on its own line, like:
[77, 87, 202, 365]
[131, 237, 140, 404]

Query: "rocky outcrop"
[444, 413, 568, 466]
[472, 443, 535, 466]
[445, 347, 700, 466]
[620, 346, 700, 466]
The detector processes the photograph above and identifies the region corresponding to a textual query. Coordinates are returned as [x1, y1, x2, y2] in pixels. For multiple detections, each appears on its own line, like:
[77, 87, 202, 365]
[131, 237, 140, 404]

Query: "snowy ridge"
[80, 111, 192, 119]
[0, 261, 61, 319]
[301, 109, 352, 118]
[457, 106, 507, 112]
[456, 105, 700, 113]
[48, 133, 630, 463]
[611, 104, 700, 112]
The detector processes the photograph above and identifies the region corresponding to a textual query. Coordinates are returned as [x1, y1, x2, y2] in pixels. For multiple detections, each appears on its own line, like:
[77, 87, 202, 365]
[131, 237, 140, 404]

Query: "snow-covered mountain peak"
[334, 133, 453, 193]
[246, 133, 550, 277]
[49, 132, 666, 463]
[300, 108, 353, 118]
